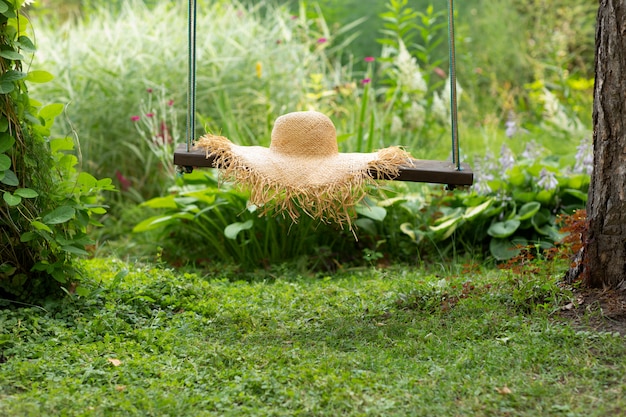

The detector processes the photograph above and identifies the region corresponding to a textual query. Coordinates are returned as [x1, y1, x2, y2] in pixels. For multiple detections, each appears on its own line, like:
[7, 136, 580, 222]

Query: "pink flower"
[130, 115, 140, 122]
[317, 37, 327, 44]
[364, 56, 375, 62]
[115, 170, 131, 192]
[146, 88, 153, 94]
[290, 15, 298, 20]
[361, 78, 371, 85]
[167, 99, 174, 106]
[145, 113, 154, 118]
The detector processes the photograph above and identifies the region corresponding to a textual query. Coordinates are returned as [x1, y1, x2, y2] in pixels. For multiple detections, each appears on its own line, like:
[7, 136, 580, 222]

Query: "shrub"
[0, 1, 112, 300]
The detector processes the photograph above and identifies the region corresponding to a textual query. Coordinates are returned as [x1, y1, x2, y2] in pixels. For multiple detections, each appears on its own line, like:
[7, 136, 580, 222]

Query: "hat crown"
[270, 111, 338, 157]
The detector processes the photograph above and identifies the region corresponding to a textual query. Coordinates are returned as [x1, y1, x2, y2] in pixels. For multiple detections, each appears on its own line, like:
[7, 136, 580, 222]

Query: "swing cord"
[186, 0, 197, 153]
[447, 0, 461, 171]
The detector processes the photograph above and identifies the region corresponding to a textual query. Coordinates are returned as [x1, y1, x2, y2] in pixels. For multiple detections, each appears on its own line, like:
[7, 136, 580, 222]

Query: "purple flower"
[538, 168, 558, 191]
[361, 78, 371, 85]
[317, 37, 327, 44]
[130, 115, 140, 122]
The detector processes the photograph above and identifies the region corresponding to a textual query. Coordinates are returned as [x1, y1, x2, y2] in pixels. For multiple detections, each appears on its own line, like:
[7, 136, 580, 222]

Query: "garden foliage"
[0, 0, 111, 300]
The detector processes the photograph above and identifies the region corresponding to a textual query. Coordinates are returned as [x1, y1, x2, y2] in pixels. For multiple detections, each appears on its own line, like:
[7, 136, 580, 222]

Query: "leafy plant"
[0, 1, 112, 300]
[133, 171, 357, 269]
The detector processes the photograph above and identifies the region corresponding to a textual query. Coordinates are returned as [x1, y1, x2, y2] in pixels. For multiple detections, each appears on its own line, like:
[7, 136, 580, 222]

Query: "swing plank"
[173, 144, 473, 186]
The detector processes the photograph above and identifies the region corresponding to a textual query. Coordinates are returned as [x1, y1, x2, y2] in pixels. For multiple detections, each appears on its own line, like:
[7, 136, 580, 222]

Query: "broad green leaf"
[490, 237, 527, 260]
[43, 206, 76, 225]
[39, 103, 64, 121]
[463, 199, 492, 220]
[0, 118, 8, 133]
[0, 3, 8, 13]
[0, 70, 25, 82]
[516, 201, 541, 221]
[20, 231, 37, 242]
[354, 218, 377, 236]
[0, 50, 24, 61]
[531, 209, 551, 228]
[0, 153, 10, 170]
[0, 82, 14, 94]
[224, 219, 254, 240]
[563, 188, 588, 202]
[26, 70, 54, 83]
[0, 169, 18, 186]
[355, 205, 387, 222]
[14, 188, 38, 198]
[50, 136, 74, 153]
[132, 213, 193, 232]
[17, 35, 36, 53]
[61, 245, 89, 256]
[3, 191, 20, 206]
[31, 220, 52, 233]
[0, 133, 14, 151]
[76, 171, 97, 189]
[141, 195, 178, 209]
[487, 219, 521, 238]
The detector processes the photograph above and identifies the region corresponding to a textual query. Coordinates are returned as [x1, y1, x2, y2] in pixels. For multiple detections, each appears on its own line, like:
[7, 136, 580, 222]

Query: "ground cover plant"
[1, 257, 626, 416]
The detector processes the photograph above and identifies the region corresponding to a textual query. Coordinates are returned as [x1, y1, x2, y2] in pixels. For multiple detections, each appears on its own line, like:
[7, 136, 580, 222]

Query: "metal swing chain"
[186, 0, 197, 153]
[447, 0, 461, 171]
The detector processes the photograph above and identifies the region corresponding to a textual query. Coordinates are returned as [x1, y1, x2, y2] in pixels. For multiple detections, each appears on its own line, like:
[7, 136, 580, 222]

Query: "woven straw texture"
[194, 111, 413, 230]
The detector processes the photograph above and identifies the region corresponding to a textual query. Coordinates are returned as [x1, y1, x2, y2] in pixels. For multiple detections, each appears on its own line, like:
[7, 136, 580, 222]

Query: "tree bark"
[582, 0, 626, 288]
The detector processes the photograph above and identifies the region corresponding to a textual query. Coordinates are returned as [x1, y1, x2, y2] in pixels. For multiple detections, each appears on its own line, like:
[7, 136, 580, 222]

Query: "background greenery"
[24, 0, 596, 269]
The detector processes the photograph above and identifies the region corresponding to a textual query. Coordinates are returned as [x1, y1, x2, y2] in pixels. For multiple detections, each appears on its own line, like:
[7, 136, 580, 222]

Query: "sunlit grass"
[0, 258, 624, 416]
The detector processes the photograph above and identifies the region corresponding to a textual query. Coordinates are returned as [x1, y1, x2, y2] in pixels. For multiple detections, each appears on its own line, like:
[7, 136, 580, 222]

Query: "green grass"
[1, 259, 624, 416]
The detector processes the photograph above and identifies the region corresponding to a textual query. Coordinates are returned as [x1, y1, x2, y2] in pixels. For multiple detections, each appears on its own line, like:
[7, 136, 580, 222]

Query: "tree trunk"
[582, 0, 626, 288]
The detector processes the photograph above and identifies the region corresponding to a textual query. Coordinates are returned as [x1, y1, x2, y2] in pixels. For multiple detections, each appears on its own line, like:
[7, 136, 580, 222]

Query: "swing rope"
[186, 0, 197, 153]
[447, 0, 461, 171]
[177, 0, 471, 186]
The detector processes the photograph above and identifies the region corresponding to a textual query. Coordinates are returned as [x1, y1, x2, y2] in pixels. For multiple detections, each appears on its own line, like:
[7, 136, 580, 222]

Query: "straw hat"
[194, 111, 413, 230]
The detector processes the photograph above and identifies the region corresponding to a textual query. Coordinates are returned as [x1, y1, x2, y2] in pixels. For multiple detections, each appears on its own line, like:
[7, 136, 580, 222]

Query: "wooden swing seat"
[173, 143, 473, 186]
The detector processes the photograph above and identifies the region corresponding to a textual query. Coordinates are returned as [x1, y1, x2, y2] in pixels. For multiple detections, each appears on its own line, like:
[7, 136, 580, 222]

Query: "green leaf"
[487, 219, 521, 238]
[563, 188, 588, 202]
[0, 50, 24, 61]
[31, 220, 53, 233]
[490, 237, 527, 260]
[17, 36, 36, 53]
[39, 103, 64, 121]
[25, 70, 54, 83]
[224, 219, 254, 240]
[3, 192, 21, 206]
[1, 169, 18, 186]
[50, 137, 74, 153]
[0, 70, 25, 83]
[0, 82, 14, 94]
[0, 153, 10, 170]
[132, 213, 194, 232]
[14, 188, 38, 198]
[0, 3, 8, 13]
[355, 204, 387, 222]
[141, 195, 179, 209]
[61, 245, 89, 256]
[20, 231, 37, 242]
[42, 206, 76, 225]
[0, 132, 14, 151]
[463, 199, 492, 220]
[516, 202, 541, 221]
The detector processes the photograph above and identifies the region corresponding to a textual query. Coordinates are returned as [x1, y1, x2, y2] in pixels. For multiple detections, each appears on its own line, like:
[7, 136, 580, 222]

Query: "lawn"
[1, 258, 624, 416]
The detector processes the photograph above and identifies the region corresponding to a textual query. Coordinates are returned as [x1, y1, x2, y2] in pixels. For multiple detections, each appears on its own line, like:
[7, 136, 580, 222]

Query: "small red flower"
[317, 37, 327, 44]
[145, 113, 154, 118]
[115, 170, 131, 191]
[364, 56, 375, 62]
[146, 88, 153, 94]
[130, 115, 140, 122]
[167, 99, 174, 106]
[361, 78, 371, 85]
